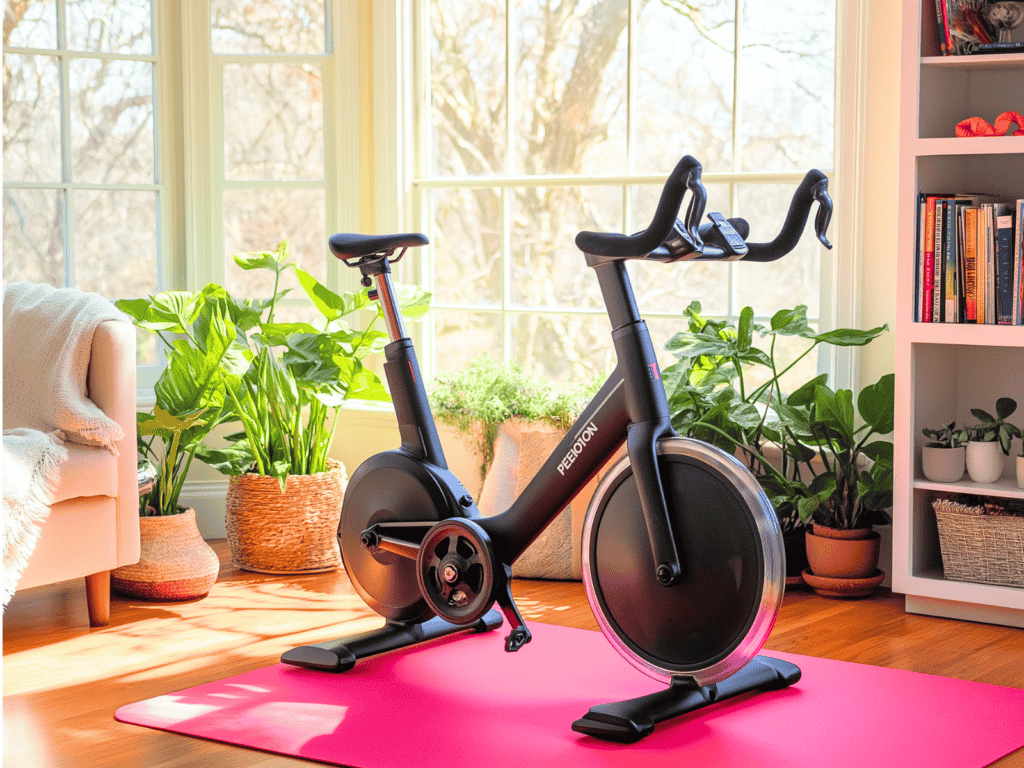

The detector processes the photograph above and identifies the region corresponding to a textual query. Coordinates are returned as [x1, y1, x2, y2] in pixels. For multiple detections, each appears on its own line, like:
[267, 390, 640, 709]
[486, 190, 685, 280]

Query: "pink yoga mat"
[116, 622, 1024, 768]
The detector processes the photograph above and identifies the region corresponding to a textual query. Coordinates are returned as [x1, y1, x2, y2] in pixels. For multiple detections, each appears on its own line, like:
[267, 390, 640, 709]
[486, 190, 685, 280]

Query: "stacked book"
[914, 195, 1024, 324]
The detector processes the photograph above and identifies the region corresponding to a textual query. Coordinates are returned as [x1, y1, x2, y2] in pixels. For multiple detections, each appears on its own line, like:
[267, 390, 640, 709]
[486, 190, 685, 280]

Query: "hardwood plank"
[4, 540, 1022, 767]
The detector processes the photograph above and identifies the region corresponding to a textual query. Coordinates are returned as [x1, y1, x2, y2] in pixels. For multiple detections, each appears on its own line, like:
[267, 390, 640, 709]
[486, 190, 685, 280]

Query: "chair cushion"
[52, 442, 118, 502]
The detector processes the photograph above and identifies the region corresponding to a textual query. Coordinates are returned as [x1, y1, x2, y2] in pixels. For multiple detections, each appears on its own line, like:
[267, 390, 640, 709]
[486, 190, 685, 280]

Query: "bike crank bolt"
[442, 563, 461, 584]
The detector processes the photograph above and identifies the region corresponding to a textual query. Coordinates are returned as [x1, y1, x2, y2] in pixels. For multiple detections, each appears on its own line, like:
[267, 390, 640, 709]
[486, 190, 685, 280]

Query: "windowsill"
[135, 388, 397, 416]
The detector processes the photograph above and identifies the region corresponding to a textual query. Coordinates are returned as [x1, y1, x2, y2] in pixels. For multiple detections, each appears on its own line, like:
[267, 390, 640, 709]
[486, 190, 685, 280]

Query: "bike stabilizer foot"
[281, 609, 504, 672]
[571, 655, 800, 743]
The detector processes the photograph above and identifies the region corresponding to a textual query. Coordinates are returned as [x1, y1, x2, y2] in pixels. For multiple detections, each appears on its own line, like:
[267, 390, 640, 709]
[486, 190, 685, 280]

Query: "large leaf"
[813, 385, 855, 444]
[813, 324, 888, 347]
[294, 267, 372, 321]
[857, 373, 895, 435]
[396, 284, 432, 319]
[996, 397, 1018, 420]
[234, 239, 291, 274]
[133, 291, 203, 333]
[194, 442, 255, 476]
[765, 305, 813, 337]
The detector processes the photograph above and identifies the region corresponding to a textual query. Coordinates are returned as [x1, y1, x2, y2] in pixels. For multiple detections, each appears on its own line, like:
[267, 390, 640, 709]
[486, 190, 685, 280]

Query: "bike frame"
[372, 252, 686, 583]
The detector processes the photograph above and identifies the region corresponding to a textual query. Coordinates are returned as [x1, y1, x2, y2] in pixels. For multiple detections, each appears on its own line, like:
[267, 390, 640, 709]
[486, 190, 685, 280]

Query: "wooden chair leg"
[85, 571, 110, 627]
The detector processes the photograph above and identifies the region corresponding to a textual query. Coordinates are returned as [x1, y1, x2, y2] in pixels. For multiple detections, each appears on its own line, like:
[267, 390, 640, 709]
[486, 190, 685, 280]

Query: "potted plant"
[198, 240, 429, 573]
[964, 398, 1020, 484]
[110, 289, 245, 600]
[662, 301, 888, 583]
[793, 374, 894, 596]
[430, 355, 599, 579]
[921, 421, 968, 483]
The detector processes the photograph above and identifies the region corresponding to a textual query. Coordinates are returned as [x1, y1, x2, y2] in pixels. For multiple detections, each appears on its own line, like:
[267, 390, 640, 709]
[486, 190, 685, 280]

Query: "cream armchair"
[11, 320, 140, 626]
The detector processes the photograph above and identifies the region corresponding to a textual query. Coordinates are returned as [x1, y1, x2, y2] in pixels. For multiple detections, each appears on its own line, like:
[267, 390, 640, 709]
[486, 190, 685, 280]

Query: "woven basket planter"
[933, 497, 1024, 588]
[226, 459, 348, 574]
[112, 508, 220, 601]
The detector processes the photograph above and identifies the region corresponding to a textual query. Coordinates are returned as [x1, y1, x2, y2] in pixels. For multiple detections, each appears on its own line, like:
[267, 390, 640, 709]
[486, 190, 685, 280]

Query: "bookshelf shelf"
[894, 3, 1024, 628]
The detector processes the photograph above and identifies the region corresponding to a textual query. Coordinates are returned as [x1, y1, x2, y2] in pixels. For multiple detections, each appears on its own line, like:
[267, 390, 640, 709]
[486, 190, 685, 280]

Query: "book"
[936, 0, 996, 55]
[963, 206, 979, 322]
[985, 205, 996, 324]
[922, 196, 942, 322]
[944, 198, 959, 322]
[917, 196, 927, 322]
[994, 204, 1014, 324]
[934, 199, 946, 321]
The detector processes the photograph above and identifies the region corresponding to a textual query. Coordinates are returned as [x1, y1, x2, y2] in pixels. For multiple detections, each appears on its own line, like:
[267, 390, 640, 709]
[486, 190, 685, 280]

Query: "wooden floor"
[4, 540, 1023, 767]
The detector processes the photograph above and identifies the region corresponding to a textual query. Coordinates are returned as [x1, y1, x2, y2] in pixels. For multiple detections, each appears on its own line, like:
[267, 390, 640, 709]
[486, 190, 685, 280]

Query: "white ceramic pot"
[1017, 456, 1024, 490]
[921, 445, 966, 483]
[966, 440, 1003, 484]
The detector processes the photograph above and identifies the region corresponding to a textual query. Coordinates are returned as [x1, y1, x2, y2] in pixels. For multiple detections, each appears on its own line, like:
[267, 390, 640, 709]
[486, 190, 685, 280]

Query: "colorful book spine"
[964, 206, 978, 322]
[922, 196, 939, 322]
[933, 199, 945, 322]
[994, 204, 1014, 324]
[944, 198, 958, 322]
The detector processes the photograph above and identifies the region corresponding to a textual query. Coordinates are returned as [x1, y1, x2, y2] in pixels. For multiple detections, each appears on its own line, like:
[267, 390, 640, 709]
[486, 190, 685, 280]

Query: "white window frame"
[373, 0, 869, 390]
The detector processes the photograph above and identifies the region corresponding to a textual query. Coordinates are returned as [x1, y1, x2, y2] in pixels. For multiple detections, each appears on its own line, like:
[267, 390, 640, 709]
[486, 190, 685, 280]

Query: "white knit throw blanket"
[2, 429, 68, 607]
[2, 281, 128, 607]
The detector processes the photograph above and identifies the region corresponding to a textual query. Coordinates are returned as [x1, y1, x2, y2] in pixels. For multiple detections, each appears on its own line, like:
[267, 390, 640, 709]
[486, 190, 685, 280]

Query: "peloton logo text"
[557, 422, 599, 476]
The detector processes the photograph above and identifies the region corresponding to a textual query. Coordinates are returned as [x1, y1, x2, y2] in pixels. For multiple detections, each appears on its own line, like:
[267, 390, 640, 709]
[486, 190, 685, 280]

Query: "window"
[414, 0, 836, 386]
[4, 0, 162, 300]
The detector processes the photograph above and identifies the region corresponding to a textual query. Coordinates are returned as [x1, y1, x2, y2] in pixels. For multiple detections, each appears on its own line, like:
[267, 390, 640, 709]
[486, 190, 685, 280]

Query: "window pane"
[223, 63, 324, 181]
[430, 0, 505, 176]
[4, 0, 57, 49]
[67, 0, 152, 55]
[514, 0, 627, 176]
[70, 58, 155, 184]
[3, 187, 64, 286]
[3, 53, 61, 182]
[739, 0, 834, 172]
[511, 185, 620, 311]
[431, 188, 501, 306]
[634, 0, 735, 174]
[211, 0, 326, 54]
[512, 311, 614, 384]
[733, 182, 821, 316]
[222, 188, 326, 298]
[628, 182, 731, 316]
[74, 190, 158, 298]
[434, 310, 502, 371]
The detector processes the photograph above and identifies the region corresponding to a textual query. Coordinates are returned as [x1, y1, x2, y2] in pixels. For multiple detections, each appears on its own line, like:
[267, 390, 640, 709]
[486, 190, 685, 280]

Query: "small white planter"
[921, 445, 966, 483]
[966, 440, 1003, 484]
[1017, 456, 1024, 490]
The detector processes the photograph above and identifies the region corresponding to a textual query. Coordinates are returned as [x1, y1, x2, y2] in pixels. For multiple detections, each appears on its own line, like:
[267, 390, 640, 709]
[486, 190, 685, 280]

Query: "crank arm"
[360, 521, 435, 561]
[495, 565, 532, 652]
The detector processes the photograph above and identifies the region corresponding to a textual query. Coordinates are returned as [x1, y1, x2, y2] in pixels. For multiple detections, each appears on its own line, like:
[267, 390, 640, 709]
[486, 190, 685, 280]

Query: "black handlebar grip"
[575, 155, 706, 258]
[742, 170, 832, 262]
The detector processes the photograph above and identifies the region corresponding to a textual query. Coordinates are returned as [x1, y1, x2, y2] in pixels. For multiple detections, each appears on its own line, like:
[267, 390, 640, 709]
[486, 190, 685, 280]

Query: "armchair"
[5, 305, 140, 626]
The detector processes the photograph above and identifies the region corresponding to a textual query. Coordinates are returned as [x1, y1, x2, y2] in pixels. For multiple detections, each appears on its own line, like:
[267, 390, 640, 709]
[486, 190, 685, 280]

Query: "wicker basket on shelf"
[226, 459, 348, 574]
[932, 496, 1024, 589]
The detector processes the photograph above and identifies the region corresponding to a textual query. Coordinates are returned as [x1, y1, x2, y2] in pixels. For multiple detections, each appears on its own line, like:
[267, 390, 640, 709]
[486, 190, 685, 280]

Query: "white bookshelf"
[892, 3, 1024, 628]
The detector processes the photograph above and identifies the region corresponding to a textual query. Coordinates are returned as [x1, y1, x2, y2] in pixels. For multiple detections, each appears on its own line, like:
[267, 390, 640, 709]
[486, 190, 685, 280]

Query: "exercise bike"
[282, 154, 833, 743]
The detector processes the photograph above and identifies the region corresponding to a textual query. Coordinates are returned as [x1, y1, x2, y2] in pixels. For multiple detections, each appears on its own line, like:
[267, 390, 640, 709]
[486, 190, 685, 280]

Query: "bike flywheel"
[339, 451, 449, 623]
[582, 438, 784, 686]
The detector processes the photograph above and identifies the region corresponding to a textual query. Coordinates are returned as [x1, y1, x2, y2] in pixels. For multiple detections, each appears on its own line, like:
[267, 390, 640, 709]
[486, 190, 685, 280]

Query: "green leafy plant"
[429, 355, 600, 476]
[198, 240, 430, 489]
[663, 301, 890, 531]
[922, 421, 969, 449]
[966, 398, 1021, 455]
[117, 287, 251, 515]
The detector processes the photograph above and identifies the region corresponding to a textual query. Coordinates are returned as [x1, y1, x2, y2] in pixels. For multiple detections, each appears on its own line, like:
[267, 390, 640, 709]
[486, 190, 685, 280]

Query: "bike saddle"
[329, 232, 429, 261]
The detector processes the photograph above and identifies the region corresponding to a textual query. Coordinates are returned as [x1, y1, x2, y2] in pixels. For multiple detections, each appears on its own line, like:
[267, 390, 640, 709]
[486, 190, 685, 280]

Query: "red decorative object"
[956, 111, 1024, 137]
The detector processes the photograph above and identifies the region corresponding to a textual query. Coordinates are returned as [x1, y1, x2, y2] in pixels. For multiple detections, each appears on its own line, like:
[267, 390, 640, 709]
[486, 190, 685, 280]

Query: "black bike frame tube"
[383, 338, 447, 469]
[476, 372, 630, 565]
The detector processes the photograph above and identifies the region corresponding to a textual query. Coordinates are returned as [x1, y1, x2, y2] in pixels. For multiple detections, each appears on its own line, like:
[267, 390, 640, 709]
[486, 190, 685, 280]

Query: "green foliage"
[122, 239, 430, 499]
[663, 301, 892, 531]
[922, 421, 969, 449]
[429, 355, 601, 476]
[966, 398, 1021, 455]
[118, 290, 249, 515]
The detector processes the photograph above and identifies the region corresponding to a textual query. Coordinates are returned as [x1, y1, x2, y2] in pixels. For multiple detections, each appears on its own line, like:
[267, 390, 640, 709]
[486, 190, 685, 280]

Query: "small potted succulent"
[965, 398, 1021, 485]
[921, 421, 968, 483]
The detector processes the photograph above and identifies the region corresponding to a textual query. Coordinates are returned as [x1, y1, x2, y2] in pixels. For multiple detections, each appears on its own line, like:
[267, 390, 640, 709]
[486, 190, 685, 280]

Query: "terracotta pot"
[112, 508, 220, 601]
[966, 440, 1003, 484]
[921, 445, 966, 483]
[226, 459, 348, 574]
[805, 525, 880, 579]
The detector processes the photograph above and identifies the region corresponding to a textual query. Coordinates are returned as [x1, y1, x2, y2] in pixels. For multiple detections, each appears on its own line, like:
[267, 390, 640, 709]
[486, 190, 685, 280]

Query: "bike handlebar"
[574, 156, 833, 263]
